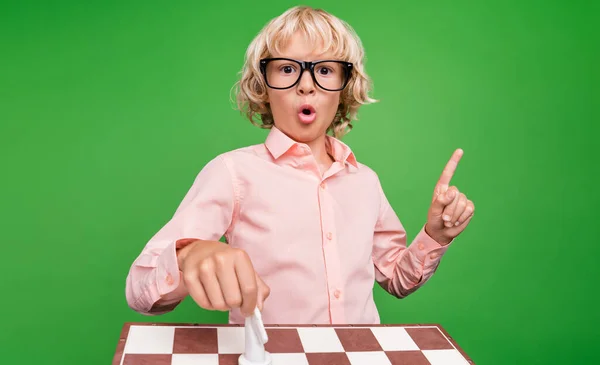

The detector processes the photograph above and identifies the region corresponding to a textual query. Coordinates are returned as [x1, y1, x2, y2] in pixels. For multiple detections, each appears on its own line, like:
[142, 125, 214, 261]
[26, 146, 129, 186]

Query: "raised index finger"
[436, 148, 463, 192]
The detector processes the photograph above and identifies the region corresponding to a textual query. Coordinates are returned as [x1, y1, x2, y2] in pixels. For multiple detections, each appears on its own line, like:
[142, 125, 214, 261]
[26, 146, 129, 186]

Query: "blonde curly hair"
[232, 6, 377, 139]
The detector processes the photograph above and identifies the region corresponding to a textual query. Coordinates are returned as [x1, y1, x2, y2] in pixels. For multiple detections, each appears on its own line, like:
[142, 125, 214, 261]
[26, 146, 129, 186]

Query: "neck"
[306, 134, 334, 174]
[306, 134, 330, 162]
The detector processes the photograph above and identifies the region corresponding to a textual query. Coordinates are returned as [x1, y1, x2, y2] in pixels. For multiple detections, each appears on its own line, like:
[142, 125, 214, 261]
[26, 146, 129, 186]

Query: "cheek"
[267, 91, 293, 114]
[323, 93, 341, 115]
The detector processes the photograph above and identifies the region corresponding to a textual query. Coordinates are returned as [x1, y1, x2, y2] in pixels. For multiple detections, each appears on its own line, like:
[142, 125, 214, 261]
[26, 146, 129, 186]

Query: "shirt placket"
[317, 178, 345, 324]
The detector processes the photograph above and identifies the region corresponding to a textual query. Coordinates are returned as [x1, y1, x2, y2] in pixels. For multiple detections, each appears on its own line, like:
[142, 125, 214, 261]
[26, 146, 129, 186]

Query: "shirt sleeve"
[125, 154, 238, 315]
[371, 178, 453, 298]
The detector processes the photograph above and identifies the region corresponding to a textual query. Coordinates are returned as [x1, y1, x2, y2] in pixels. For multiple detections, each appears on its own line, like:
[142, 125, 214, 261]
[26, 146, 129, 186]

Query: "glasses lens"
[265, 60, 349, 90]
[314, 61, 348, 90]
[265, 59, 301, 89]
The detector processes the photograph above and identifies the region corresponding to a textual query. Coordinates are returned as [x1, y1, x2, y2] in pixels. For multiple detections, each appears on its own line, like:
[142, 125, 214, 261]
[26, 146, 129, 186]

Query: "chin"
[290, 122, 329, 142]
[290, 131, 317, 143]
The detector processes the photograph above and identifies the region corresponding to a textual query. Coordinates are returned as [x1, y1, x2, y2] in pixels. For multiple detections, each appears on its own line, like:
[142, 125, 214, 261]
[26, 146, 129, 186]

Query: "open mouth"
[298, 104, 316, 123]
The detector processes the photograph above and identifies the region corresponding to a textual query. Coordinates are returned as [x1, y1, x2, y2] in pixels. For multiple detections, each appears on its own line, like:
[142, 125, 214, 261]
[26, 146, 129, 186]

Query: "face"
[264, 32, 342, 145]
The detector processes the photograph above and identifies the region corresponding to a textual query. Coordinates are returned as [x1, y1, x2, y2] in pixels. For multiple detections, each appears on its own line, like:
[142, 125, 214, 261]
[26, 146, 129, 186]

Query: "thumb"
[255, 273, 271, 311]
[430, 188, 456, 217]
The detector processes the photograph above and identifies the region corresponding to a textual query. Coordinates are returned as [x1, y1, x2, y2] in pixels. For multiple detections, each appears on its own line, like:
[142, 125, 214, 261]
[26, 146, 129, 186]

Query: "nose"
[296, 69, 316, 95]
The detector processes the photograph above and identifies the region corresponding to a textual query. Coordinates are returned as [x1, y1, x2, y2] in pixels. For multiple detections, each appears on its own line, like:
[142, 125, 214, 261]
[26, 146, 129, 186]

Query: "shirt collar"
[264, 126, 359, 171]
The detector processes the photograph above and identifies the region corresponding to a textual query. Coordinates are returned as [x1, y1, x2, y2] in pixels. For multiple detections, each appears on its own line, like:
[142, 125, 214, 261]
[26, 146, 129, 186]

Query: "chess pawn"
[238, 308, 272, 365]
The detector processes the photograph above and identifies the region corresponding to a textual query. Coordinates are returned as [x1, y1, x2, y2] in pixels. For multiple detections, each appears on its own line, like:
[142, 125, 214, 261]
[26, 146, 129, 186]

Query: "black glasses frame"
[259, 58, 353, 91]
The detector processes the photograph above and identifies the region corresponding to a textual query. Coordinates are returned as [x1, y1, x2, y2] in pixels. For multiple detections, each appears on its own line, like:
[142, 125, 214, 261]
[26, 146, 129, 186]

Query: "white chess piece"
[238, 307, 272, 365]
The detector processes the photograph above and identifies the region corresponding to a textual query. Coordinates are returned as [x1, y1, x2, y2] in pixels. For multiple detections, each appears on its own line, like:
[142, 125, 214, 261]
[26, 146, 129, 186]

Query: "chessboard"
[112, 322, 474, 365]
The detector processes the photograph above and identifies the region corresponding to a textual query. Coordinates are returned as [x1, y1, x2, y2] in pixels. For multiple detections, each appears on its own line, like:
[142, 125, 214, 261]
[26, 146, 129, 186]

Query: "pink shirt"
[125, 126, 452, 325]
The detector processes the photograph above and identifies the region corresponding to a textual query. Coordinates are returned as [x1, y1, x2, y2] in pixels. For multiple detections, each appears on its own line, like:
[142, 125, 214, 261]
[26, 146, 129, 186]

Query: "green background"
[1, 0, 597, 364]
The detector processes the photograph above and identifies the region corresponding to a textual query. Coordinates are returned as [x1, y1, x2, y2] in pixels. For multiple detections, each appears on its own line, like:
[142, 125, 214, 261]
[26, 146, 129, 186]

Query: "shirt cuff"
[143, 241, 189, 311]
[411, 225, 452, 270]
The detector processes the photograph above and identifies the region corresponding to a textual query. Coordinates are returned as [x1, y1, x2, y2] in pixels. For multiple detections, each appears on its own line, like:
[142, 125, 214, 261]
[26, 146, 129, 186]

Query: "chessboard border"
[112, 322, 474, 365]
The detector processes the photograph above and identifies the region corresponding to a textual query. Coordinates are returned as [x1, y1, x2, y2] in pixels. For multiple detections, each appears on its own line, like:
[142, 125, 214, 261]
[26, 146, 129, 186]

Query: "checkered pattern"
[113, 323, 473, 365]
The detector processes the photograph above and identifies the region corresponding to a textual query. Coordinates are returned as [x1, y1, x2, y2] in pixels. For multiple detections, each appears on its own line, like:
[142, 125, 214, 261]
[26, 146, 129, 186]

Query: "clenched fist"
[177, 240, 270, 317]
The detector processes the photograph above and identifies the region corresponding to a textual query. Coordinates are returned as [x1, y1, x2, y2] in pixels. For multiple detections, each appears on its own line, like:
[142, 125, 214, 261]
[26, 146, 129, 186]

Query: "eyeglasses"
[259, 58, 353, 91]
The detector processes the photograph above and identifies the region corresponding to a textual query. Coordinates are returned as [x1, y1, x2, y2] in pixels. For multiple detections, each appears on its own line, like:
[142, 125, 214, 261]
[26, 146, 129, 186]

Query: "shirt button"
[326, 232, 333, 240]
[418, 243, 425, 250]
[320, 182, 326, 189]
[430, 252, 438, 259]
[165, 274, 174, 285]
[334, 290, 341, 298]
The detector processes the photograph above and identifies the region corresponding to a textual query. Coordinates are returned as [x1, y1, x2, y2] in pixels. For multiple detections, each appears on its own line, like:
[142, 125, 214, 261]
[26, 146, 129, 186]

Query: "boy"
[125, 6, 474, 325]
